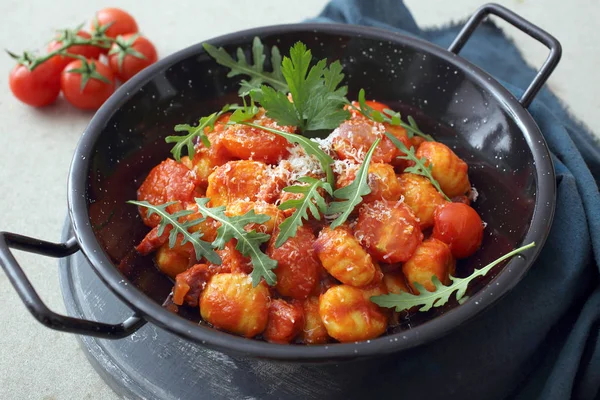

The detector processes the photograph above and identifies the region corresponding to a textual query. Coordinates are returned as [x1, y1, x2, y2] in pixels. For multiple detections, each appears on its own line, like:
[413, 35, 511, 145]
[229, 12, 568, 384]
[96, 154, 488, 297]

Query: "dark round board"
[58, 221, 395, 400]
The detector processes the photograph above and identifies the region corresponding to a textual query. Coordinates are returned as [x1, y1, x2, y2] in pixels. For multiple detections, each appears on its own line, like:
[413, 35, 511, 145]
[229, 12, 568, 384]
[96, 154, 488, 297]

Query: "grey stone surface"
[0, 0, 596, 399]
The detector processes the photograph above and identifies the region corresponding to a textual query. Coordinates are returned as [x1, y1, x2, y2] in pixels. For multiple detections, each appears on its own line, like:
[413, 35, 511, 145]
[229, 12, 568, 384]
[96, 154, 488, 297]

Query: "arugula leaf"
[371, 242, 536, 312]
[194, 198, 277, 286]
[165, 104, 232, 161]
[252, 42, 350, 132]
[276, 176, 333, 248]
[242, 122, 335, 187]
[385, 132, 451, 201]
[326, 138, 380, 228]
[127, 200, 221, 264]
[228, 98, 260, 123]
[203, 37, 288, 95]
[354, 88, 434, 142]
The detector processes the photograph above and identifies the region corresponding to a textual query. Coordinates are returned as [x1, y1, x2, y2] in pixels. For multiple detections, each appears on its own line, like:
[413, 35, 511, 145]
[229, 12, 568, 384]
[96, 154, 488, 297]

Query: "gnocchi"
[133, 95, 483, 345]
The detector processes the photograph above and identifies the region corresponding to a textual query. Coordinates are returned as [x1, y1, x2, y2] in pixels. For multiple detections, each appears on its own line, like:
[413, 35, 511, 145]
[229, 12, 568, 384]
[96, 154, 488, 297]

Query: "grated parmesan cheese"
[310, 136, 336, 155]
[332, 158, 358, 176]
[468, 186, 479, 202]
[274, 145, 324, 186]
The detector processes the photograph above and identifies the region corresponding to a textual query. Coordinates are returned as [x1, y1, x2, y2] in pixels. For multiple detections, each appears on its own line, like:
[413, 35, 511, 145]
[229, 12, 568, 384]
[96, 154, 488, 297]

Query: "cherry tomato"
[93, 8, 138, 39]
[9, 61, 62, 107]
[47, 31, 102, 70]
[60, 59, 116, 110]
[108, 34, 157, 82]
[432, 203, 484, 259]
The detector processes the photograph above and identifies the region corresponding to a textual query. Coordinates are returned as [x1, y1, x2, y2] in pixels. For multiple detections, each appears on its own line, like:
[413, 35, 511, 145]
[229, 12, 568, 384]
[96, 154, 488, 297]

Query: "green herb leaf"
[165, 104, 232, 161]
[228, 98, 260, 124]
[371, 242, 536, 311]
[242, 122, 335, 187]
[354, 88, 434, 142]
[250, 85, 300, 127]
[385, 131, 451, 201]
[203, 37, 288, 95]
[127, 200, 221, 264]
[194, 198, 277, 286]
[253, 42, 350, 132]
[275, 176, 333, 248]
[326, 138, 380, 228]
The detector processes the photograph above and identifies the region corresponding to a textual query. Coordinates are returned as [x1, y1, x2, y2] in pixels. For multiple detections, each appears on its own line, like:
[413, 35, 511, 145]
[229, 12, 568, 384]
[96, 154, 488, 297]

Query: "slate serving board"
[58, 222, 395, 400]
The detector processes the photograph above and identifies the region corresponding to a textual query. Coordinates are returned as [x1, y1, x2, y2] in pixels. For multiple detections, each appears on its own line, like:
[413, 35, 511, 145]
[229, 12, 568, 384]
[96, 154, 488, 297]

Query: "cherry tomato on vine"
[108, 34, 157, 82]
[92, 8, 138, 39]
[61, 59, 115, 110]
[432, 202, 484, 259]
[47, 30, 102, 70]
[9, 61, 62, 107]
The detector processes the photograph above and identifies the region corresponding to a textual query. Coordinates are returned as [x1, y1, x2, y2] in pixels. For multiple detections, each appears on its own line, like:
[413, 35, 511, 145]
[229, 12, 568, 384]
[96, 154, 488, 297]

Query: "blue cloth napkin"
[310, 1, 600, 399]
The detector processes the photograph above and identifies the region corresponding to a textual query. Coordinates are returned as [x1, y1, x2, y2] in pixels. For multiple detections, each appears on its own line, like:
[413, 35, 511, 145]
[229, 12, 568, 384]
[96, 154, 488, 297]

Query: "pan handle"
[0, 231, 146, 338]
[448, 3, 561, 108]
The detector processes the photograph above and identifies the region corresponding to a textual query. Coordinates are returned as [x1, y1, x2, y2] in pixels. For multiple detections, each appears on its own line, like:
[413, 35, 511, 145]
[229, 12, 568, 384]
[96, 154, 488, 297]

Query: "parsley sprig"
[371, 242, 536, 311]
[385, 132, 451, 201]
[276, 176, 333, 248]
[353, 89, 434, 142]
[165, 104, 232, 161]
[326, 138, 380, 228]
[251, 42, 350, 132]
[195, 198, 277, 286]
[127, 200, 221, 264]
[203, 37, 287, 95]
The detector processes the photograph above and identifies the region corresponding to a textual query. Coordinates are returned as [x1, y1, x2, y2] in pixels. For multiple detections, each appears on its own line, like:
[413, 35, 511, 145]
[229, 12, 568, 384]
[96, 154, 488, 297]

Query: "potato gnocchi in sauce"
[134, 102, 482, 344]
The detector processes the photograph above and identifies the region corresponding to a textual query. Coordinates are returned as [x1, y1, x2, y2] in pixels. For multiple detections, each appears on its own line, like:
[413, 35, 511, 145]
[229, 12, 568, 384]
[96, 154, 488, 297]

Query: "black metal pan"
[0, 3, 560, 362]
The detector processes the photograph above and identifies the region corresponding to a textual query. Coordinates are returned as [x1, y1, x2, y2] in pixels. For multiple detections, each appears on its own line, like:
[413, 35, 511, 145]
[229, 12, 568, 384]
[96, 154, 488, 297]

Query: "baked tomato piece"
[201, 117, 236, 165]
[354, 200, 423, 263]
[332, 118, 398, 163]
[136, 203, 218, 255]
[402, 238, 455, 293]
[319, 285, 387, 342]
[314, 226, 378, 288]
[267, 226, 321, 299]
[214, 240, 253, 275]
[137, 159, 200, 227]
[432, 202, 484, 259]
[299, 296, 329, 344]
[415, 141, 470, 198]
[200, 273, 270, 338]
[220, 110, 293, 164]
[205, 160, 269, 207]
[136, 225, 170, 255]
[398, 173, 448, 229]
[172, 263, 230, 307]
[263, 299, 304, 344]
[135, 204, 220, 255]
